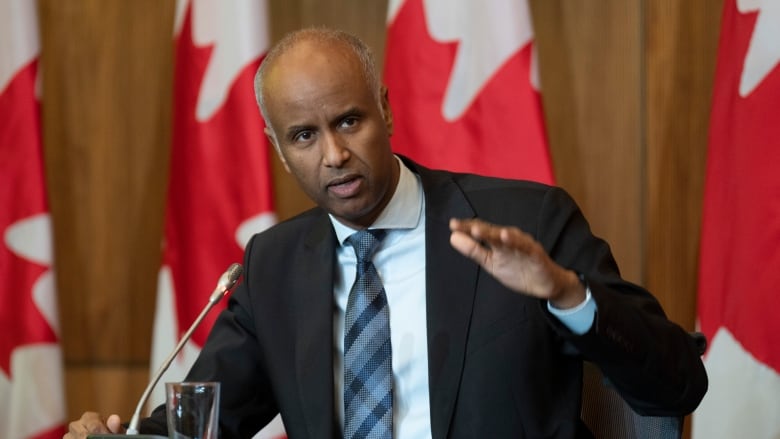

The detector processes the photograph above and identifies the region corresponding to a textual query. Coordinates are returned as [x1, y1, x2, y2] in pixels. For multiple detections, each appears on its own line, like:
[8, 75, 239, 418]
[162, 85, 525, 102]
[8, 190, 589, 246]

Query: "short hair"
[254, 27, 382, 132]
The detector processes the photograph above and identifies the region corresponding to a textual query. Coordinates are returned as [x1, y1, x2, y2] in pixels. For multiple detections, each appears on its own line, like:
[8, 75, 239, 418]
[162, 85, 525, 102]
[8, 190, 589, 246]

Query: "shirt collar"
[330, 156, 423, 245]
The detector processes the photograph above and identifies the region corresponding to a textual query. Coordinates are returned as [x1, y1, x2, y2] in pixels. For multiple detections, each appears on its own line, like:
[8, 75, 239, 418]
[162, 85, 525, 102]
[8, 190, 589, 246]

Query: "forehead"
[266, 41, 368, 103]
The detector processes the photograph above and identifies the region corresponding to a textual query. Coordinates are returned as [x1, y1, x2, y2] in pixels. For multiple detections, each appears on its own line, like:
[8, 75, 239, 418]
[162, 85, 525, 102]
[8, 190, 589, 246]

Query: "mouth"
[327, 174, 363, 198]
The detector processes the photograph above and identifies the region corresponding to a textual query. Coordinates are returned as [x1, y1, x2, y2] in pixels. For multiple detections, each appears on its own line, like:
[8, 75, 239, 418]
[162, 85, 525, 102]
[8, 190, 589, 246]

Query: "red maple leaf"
[163, 5, 274, 346]
[0, 60, 58, 377]
[384, 0, 554, 184]
[698, 3, 780, 373]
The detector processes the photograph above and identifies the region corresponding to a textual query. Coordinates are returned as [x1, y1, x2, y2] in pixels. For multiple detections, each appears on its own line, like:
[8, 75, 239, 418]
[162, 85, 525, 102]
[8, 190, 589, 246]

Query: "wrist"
[549, 270, 587, 310]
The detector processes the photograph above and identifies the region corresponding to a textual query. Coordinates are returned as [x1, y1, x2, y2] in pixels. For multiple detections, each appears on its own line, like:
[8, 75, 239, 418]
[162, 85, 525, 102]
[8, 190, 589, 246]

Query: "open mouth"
[327, 175, 362, 197]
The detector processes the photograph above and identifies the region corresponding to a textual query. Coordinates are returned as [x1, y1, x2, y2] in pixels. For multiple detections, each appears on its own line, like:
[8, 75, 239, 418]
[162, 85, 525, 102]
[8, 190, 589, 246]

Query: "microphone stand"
[89, 263, 243, 438]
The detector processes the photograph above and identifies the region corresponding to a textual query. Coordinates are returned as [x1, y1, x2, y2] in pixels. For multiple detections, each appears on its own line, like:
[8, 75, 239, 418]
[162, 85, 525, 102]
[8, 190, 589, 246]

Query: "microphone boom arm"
[125, 263, 243, 435]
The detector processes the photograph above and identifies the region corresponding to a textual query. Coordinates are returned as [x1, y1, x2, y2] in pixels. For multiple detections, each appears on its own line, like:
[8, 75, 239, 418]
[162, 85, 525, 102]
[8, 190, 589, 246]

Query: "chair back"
[580, 332, 707, 438]
[580, 361, 683, 439]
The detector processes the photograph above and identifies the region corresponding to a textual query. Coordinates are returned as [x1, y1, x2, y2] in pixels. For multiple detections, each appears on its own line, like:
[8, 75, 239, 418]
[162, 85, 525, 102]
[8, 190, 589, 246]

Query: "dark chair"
[580, 332, 707, 439]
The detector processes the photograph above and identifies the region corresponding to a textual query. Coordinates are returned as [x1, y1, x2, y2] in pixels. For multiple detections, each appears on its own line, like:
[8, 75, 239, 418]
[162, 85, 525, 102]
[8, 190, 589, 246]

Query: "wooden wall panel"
[532, 0, 644, 283]
[644, 0, 722, 328]
[65, 366, 151, 424]
[39, 0, 175, 419]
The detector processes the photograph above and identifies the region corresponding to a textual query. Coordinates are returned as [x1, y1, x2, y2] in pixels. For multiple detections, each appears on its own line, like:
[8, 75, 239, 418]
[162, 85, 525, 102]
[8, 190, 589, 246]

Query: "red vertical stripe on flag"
[163, 2, 274, 349]
[0, 1, 66, 437]
[383, 0, 554, 184]
[693, 0, 780, 437]
[149, 0, 278, 426]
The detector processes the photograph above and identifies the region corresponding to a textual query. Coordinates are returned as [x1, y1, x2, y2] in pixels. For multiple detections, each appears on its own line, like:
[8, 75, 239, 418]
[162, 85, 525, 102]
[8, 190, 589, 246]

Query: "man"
[67, 28, 706, 438]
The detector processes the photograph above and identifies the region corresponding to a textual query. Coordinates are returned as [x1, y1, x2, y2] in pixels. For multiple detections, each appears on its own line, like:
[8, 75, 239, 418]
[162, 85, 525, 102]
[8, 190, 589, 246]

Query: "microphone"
[122, 262, 244, 435]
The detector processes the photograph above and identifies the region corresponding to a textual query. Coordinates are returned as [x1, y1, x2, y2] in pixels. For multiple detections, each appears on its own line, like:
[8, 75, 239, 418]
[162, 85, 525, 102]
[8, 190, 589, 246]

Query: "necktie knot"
[347, 229, 386, 264]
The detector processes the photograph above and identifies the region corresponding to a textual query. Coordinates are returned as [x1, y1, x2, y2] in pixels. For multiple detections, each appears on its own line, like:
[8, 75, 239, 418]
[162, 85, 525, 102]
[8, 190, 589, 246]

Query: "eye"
[292, 129, 314, 143]
[339, 116, 359, 129]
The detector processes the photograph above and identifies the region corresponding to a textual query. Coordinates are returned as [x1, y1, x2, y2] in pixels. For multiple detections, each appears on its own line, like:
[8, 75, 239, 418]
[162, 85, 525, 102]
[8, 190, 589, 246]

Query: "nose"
[321, 131, 349, 168]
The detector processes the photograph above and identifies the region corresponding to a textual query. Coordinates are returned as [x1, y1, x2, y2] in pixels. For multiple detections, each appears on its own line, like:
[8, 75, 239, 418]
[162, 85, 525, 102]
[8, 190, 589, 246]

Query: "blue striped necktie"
[344, 229, 393, 439]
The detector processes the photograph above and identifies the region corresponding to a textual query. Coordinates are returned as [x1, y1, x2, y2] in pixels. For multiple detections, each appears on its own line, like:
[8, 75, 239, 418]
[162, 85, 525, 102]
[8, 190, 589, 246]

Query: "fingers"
[449, 218, 528, 270]
[449, 218, 500, 247]
[449, 226, 490, 265]
[449, 218, 534, 252]
[66, 412, 110, 439]
[106, 414, 125, 434]
[449, 218, 501, 265]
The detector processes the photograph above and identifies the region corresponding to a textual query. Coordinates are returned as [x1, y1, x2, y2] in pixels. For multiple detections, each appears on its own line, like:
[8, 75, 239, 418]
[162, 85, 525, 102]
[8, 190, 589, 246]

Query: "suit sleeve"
[139, 235, 279, 438]
[536, 186, 707, 416]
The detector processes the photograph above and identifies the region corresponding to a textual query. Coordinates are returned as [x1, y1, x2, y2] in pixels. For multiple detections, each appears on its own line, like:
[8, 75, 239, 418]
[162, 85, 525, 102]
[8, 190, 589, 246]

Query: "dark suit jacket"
[140, 158, 707, 438]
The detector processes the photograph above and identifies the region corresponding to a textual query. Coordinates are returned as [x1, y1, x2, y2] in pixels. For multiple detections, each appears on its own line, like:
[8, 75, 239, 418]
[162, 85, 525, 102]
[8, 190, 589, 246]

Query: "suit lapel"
[416, 165, 479, 439]
[294, 214, 338, 438]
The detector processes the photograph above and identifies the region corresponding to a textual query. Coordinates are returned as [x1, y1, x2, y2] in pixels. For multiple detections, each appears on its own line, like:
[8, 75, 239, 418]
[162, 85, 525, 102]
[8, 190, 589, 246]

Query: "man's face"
[262, 41, 399, 229]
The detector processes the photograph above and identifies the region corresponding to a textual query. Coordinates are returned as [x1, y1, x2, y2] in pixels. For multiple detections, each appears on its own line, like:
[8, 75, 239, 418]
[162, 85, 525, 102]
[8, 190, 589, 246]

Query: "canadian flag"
[0, 1, 66, 438]
[383, 0, 554, 184]
[149, 1, 283, 437]
[693, 0, 780, 438]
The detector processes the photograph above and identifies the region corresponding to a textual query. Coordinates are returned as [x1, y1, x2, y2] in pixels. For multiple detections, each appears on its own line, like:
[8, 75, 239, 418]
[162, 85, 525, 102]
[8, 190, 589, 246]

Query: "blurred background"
[9, 0, 733, 436]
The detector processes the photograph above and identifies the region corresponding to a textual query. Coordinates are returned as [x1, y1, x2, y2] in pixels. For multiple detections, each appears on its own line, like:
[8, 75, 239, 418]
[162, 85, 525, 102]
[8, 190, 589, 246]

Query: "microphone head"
[225, 262, 244, 288]
[210, 263, 244, 304]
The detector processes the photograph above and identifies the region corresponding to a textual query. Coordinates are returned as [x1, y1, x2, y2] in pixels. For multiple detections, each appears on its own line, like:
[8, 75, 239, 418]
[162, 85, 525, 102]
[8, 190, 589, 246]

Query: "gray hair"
[254, 27, 383, 137]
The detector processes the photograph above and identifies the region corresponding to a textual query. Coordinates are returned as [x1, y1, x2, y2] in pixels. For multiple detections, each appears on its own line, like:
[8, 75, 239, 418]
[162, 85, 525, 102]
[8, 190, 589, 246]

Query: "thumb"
[106, 414, 125, 434]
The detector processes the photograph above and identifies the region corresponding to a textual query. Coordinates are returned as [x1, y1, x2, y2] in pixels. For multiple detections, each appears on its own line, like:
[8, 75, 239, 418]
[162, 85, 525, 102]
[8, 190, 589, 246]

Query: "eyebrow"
[333, 106, 364, 123]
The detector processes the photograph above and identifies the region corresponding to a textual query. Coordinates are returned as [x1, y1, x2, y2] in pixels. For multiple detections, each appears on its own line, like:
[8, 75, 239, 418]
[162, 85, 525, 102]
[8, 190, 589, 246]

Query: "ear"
[265, 126, 291, 173]
[380, 86, 393, 136]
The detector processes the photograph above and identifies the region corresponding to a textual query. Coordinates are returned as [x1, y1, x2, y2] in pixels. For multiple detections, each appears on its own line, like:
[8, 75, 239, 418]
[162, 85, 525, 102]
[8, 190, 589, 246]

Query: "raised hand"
[449, 218, 585, 309]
